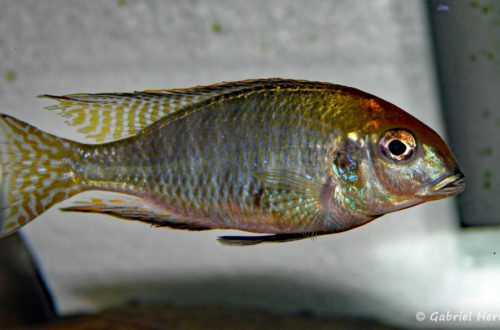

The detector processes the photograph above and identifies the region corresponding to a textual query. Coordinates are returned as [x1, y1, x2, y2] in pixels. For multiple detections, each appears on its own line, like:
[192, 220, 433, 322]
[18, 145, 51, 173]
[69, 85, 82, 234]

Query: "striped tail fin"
[0, 114, 80, 237]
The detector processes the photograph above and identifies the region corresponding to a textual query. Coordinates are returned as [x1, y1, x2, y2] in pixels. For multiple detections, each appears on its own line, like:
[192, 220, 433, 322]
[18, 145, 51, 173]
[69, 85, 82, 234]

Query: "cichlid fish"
[0, 79, 464, 245]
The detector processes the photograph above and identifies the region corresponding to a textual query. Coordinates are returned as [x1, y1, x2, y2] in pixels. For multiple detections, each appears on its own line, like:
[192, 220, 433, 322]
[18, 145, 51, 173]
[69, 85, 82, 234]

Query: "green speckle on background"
[485, 181, 492, 189]
[480, 49, 494, 60]
[117, 0, 126, 6]
[308, 33, 318, 42]
[470, 54, 477, 62]
[5, 70, 16, 82]
[481, 147, 493, 156]
[212, 22, 221, 33]
[470, 1, 479, 8]
[483, 109, 490, 118]
[482, 5, 491, 13]
[485, 170, 492, 179]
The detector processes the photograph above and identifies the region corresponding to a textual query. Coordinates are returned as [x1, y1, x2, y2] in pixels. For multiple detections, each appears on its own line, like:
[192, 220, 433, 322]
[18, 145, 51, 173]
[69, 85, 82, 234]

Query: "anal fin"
[61, 195, 211, 231]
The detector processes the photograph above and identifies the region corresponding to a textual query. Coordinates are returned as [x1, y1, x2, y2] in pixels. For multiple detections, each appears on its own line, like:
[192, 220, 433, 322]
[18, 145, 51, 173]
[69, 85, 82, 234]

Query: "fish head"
[361, 99, 465, 214]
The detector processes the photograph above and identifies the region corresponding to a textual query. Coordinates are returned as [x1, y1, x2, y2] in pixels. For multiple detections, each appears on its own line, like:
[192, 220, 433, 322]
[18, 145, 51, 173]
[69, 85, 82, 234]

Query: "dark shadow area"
[70, 274, 385, 315]
[38, 302, 396, 330]
[0, 233, 55, 327]
[57, 274, 402, 328]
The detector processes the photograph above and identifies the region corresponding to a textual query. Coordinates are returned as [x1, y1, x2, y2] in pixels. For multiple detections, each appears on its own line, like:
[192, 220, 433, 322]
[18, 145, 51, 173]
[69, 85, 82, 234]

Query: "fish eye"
[379, 129, 416, 161]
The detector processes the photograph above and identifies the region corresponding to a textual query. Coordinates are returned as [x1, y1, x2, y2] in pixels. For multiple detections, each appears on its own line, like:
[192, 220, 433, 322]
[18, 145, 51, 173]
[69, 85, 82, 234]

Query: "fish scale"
[77, 88, 316, 230]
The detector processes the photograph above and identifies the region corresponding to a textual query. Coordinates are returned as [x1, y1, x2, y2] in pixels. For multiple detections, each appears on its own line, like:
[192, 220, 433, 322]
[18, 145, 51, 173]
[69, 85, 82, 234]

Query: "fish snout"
[431, 169, 465, 196]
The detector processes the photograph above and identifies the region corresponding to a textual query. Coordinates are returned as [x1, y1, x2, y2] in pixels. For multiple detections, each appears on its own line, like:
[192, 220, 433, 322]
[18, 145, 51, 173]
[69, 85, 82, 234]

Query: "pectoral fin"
[252, 170, 337, 229]
[61, 195, 211, 231]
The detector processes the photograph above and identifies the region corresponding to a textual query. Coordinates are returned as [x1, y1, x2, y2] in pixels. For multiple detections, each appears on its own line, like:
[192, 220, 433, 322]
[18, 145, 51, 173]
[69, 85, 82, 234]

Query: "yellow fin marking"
[73, 114, 86, 125]
[18, 216, 27, 226]
[87, 133, 106, 141]
[4, 222, 16, 230]
[8, 205, 19, 218]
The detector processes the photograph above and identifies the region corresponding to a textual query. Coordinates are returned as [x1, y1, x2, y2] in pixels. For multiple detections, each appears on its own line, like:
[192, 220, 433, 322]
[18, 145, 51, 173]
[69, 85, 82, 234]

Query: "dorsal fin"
[38, 78, 302, 143]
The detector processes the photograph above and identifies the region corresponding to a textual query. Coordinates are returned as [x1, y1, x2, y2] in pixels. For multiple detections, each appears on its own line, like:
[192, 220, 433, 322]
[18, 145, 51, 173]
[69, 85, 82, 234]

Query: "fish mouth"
[431, 171, 466, 196]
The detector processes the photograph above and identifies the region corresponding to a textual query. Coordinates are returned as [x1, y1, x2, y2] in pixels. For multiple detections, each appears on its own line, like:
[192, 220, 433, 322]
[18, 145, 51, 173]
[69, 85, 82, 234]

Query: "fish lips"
[427, 170, 466, 198]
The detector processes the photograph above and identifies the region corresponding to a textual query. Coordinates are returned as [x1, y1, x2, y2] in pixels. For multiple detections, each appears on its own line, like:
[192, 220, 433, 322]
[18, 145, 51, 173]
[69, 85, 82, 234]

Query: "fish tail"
[0, 114, 80, 237]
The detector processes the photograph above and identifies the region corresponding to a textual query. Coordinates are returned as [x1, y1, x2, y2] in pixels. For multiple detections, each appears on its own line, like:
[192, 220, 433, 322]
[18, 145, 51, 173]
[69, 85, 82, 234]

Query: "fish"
[0, 79, 465, 245]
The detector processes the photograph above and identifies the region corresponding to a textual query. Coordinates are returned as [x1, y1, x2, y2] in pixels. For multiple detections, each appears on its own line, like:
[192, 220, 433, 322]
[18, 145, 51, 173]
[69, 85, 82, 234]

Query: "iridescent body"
[0, 79, 464, 245]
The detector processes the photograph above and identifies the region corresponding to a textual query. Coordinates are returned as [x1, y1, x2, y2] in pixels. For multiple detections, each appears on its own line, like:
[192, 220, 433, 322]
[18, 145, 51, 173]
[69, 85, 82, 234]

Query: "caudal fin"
[0, 114, 80, 237]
